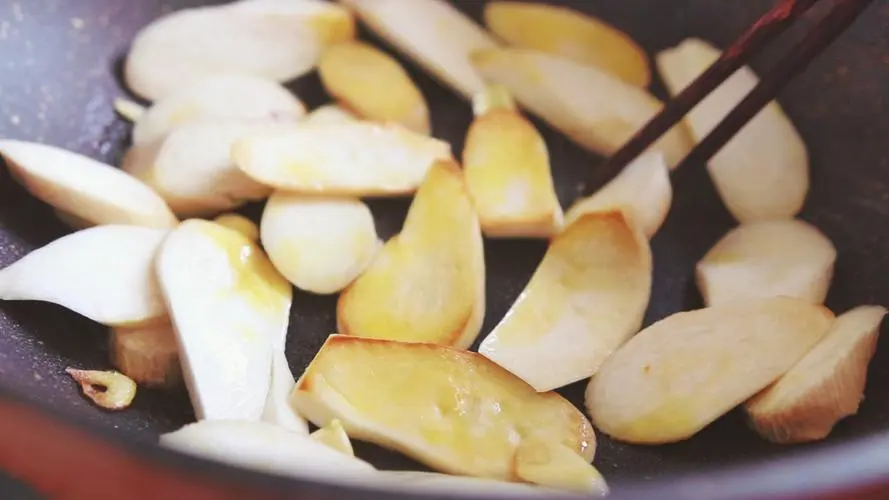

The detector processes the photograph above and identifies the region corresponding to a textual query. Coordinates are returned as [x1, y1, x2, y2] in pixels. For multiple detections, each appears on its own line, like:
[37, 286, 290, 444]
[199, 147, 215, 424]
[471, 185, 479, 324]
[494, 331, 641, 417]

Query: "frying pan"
[0, 0, 887, 498]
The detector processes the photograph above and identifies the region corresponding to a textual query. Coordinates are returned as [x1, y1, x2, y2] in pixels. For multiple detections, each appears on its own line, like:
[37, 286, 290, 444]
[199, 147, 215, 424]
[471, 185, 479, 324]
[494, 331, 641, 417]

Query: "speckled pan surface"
[0, 0, 888, 498]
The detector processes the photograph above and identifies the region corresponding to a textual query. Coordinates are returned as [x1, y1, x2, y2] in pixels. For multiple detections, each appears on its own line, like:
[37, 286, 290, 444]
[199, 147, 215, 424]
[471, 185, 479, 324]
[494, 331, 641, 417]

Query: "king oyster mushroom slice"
[125, 0, 355, 100]
[318, 41, 430, 134]
[0, 226, 168, 327]
[565, 153, 672, 239]
[233, 121, 453, 197]
[303, 104, 359, 126]
[338, 0, 499, 99]
[161, 420, 375, 482]
[0, 140, 177, 229]
[483, 1, 650, 88]
[696, 219, 837, 307]
[745, 305, 887, 444]
[463, 85, 564, 238]
[479, 210, 652, 392]
[656, 38, 809, 223]
[470, 48, 694, 168]
[587, 297, 835, 444]
[261, 192, 382, 295]
[156, 220, 292, 421]
[130, 74, 306, 146]
[123, 120, 290, 217]
[336, 161, 486, 348]
[290, 335, 596, 481]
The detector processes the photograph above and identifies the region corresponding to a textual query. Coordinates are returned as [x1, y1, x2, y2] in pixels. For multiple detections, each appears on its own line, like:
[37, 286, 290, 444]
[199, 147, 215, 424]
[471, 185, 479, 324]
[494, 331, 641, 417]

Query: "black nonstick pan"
[1, 0, 888, 498]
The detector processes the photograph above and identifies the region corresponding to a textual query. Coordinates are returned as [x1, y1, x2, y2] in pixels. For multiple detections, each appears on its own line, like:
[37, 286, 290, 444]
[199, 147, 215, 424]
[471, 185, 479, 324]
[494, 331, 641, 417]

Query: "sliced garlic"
[66, 368, 137, 411]
[110, 321, 182, 389]
[310, 419, 354, 457]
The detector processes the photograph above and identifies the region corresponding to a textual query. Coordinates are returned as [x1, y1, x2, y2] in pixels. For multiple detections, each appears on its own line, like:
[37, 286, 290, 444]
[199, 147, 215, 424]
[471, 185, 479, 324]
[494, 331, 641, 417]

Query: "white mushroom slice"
[125, 1, 355, 100]
[123, 121, 282, 216]
[463, 85, 563, 238]
[370, 472, 569, 498]
[483, 1, 650, 88]
[110, 321, 182, 388]
[290, 335, 596, 480]
[156, 220, 292, 421]
[337, 162, 485, 348]
[479, 211, 652, 391]
[318, 41, 430, 134]
[746, 305, 887, 444]
[696, 219, 837, 306]
[233, 122, 452, 196]
[656, 38, 809, 222]
[339, 0, 498, 99]
[0, 226, 168, 327]
[261, 193, 381, 295]
[586, 297, 835, 444]
[303, 104, 358, 126]
[471, 48, 693, 168]
[261, 349, 309, 434]
[161, 420, 375, 481]
[53, 209, 95, 231]
[565, 153, 672, 239]
[0, 141, 177, 229]
[514, 440, 610, 496]
[131, 75, 306, 145]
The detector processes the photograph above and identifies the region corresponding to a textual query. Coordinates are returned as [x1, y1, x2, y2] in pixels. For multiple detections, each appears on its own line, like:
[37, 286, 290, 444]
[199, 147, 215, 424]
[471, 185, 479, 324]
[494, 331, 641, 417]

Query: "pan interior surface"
[0, 0, 888, 493]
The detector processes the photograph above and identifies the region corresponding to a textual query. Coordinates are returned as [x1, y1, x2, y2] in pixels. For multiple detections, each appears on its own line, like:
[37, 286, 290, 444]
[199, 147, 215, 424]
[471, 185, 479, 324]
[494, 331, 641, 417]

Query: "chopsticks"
[583, 0, 876, 197]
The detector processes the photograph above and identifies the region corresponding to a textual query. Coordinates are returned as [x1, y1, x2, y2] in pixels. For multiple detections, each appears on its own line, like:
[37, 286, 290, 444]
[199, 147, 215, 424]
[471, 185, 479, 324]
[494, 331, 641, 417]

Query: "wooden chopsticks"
[583, 0, 876, 197]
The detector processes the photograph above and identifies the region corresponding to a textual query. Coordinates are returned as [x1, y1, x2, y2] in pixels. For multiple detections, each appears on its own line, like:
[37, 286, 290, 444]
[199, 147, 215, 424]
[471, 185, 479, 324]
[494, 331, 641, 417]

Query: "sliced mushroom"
[233, 121, 452, 196]
[0, 140, 177, 228]
[125, 0, 355, 100]
[746, 305, 887, 444]
[0, 225, 168, 327]
[513, 439, 610, 496]
[337, 161, 485, 348]
[213, 213, 259, 242]
[656, 38, 809, 222]
[261, 193, 381, 295]
[303, 104, 359, 126]
[586, 297, 835, 444]
[470, 48, 693, 168]
[161, 420, 375, 481]
[110, 321, 182, 389]
[479, 210, 652, 391]
[696, 219, 837, 306]
[318, 41, 430, 134]
[463, 85, 563, 238]
[156, 220, 292, 421]
[369, 471, 569, 498]
[565, 152, 671, 239]
[131, 75, 306, 145]
[484, 1, 650, 87]
[123, 120, 281, 216]
[339, 0, 498, 99]
[291, 335, 596, 480]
